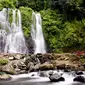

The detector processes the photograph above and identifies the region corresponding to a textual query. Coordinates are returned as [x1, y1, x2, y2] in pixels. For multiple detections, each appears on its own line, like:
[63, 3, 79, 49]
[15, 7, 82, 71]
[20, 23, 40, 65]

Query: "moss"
[0, 59, 8, 65]
[19, 7, 32, 38]
[0, 72, 6, 75]
[80, 57, 85, 63]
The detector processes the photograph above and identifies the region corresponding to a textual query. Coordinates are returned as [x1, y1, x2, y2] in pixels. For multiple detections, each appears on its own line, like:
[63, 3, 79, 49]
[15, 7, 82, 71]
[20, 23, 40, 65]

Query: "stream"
[0, 71, 85, 85]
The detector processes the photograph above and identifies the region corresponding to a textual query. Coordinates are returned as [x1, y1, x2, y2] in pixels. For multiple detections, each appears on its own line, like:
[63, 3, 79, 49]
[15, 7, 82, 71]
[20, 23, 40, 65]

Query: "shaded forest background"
[0, 0, 85, 53]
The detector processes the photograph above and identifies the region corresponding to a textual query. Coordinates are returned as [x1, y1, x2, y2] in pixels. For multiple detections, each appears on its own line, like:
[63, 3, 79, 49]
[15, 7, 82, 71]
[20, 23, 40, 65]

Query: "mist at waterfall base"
[0, 71, 85, 85]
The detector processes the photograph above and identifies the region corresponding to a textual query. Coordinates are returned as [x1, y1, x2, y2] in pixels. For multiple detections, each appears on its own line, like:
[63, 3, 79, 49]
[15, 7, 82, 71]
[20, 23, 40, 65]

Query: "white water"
[0, 8, 28, 53]
[31, 12, 46, 54]
[10, 71, 84, 85]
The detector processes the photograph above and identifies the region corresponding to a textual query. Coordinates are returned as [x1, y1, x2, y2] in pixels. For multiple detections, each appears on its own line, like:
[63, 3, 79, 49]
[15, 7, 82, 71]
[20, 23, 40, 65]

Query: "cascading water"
[0, 8, 8, 53]
[31, 12, 46, 54]
[0, 8, 28, 53]
[0, 71, 84, 85]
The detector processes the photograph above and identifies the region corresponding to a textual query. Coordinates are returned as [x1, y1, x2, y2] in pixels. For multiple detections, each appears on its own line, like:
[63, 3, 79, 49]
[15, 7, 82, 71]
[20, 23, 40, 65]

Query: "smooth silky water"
[0, 71, 85, 85]
[31, 12, 46, 54]
[0, 8, 28, 53]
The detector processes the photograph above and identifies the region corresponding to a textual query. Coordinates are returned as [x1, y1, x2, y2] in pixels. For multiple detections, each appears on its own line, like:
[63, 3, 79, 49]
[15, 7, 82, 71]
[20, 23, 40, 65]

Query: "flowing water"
[31, 12, 46, 54]
[0, 8, 28, 53]
[0, 71, 84, 85]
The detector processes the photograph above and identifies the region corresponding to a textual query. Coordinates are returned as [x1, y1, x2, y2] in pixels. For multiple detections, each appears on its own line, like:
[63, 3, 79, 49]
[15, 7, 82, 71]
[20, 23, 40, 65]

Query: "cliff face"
[0, 53, 84, 74]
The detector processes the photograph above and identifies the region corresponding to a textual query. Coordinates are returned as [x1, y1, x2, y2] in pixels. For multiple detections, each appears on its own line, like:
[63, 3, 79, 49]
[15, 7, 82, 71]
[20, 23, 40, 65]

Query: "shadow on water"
[71, 82, 85, 85]
[0, 80, 53, 85]
[0, 79, 84, 85]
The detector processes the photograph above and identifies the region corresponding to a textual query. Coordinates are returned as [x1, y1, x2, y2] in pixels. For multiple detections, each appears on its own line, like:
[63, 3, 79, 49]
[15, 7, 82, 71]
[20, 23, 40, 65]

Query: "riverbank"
[0, 53, 85, 75]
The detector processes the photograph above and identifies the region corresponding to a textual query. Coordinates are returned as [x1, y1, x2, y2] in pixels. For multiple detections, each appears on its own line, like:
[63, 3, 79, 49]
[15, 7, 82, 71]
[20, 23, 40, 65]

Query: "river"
[0, 71, 85, 85]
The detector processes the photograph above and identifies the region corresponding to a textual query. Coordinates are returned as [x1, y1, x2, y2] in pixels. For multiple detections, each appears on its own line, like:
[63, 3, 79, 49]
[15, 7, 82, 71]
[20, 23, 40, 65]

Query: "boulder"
[0, 73, 11, 80]
[0, 62, 15, 74]
[14, 54, 21, 60]
[57, 64, 66, 69]
[39, 71, 48, 77]
[18, 62, 26, 70]
[34, 64, 40, 71]
[25, 56, 33, 65]
[49, 73, 65, 82]
[26, 62, 35, 72]
[75, 71, 83, 75]
[73, 76, 85, 83]
[49, 71, 54, 76]
[64, 69, 71, 72]
[39, 62, 54, 70]
[26, 62, 34, 69]
[9, 57, 14, 60]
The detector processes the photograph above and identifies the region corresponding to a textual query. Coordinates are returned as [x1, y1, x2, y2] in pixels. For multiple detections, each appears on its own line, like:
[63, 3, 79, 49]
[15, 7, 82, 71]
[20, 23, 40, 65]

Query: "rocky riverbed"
[0, 53, 85, 75]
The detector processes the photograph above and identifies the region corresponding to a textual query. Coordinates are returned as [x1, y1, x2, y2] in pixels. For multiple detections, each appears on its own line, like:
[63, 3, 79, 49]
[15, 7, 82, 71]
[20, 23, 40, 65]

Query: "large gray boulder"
[73, 76, 85, 83]
[49, 73, 65, 82]
[0, 62, 15, 74]
[75, 71, 84, 75]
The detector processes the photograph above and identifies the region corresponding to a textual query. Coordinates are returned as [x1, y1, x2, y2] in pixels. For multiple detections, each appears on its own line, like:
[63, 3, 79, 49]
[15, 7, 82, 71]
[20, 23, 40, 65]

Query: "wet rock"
[39, 71, 48, 77]
[34, 64, 40, 71]
[64, 69, 71, 72]
[57, 64, 66, 69]
[9, 57, 14, 60]
[25, 55, 40, 65]
[18, 62, 26, 70]
[18, 70, 27, 74]
[0, 74, 11, 80]
[15, 68, 21, 73]
[26, 62, 34, 69]
[25, 56, 31, 65]
[49, 71, 54, 76]
[14, 55, 21, 60]
[31, 55, 40, 65]
[75, 71, 83, 75]
[0, 62, 15, 74]
[82, 63, 85, 68]
[26, 62, 35, 72]
[73, 76, 85, 83]
[49, 73, 65, 82]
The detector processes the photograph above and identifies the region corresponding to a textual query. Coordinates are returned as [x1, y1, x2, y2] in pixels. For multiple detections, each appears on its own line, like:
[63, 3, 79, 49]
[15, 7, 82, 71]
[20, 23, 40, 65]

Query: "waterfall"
[31, 12, 46, 54]
[0, 8, 8, 53]
[0, 8, 28, 54]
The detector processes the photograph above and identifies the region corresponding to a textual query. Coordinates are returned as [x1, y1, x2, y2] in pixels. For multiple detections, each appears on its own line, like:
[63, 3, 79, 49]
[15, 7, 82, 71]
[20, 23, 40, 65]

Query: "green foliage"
[0, 0, 85, 53]
[19, 7, 32, 38]
[18, 0, 44, 11]
[62, 19, 85, 48]
[40, 8, 85, 53]
[40, 9, 63, 52]
[0, 0, 17, 10]
[0, 59, 8, 65]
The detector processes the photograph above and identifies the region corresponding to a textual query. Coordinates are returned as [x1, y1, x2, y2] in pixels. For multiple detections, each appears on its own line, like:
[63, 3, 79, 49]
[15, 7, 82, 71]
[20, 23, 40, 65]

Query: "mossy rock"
[0, 73, 11, 80]
[0, 59, 8, 65]
[0, 72, 6, 75]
